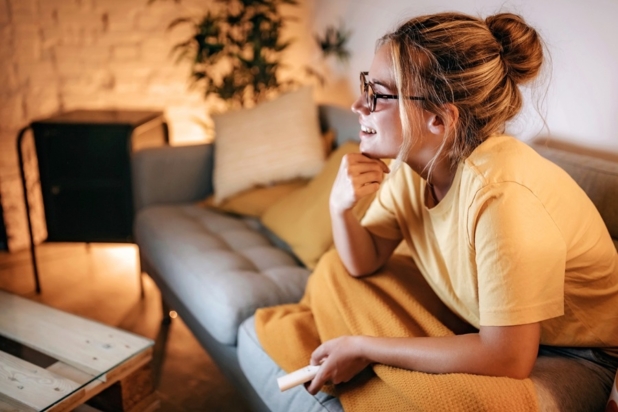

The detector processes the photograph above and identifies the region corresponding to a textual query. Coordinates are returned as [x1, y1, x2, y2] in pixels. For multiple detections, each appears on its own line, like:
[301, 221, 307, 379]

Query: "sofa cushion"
[238, 316, 344, 412]
[135, 204, 311, 345]
[212, 86, 325, 204]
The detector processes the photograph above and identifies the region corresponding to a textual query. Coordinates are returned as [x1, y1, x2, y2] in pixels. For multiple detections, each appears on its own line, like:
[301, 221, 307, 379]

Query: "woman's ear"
[427, 104, 459, 135]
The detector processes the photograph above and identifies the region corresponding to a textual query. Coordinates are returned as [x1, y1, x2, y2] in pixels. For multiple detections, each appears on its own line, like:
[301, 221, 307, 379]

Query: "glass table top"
[0, 290, 154, 411]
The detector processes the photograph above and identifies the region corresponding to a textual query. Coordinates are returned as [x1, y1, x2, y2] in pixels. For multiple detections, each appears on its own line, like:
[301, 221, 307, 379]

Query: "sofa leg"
[138, 272, 145, 299]
[152, 309, 172, 389]
[161, 296, 173, 325]
[137, 250, 146, 299]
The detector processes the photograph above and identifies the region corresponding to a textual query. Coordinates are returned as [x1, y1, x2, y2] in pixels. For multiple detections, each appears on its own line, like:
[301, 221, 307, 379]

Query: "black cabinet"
[30, 110, 167, 243]
[17, 109, 168, 293]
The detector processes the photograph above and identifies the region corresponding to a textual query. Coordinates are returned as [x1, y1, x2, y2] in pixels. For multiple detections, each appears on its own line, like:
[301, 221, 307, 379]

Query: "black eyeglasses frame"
[360, 71, 425, 112]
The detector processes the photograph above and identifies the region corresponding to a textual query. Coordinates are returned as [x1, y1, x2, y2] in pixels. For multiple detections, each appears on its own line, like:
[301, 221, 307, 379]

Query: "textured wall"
[0, 0, 319, 251]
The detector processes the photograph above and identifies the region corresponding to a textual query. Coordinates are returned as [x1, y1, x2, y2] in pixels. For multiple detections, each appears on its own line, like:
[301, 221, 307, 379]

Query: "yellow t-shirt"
[362, 135, 618, 354]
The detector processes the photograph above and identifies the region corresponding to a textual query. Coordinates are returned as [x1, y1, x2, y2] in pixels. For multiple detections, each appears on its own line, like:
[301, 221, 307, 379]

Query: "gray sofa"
[132, 105, 618, 412]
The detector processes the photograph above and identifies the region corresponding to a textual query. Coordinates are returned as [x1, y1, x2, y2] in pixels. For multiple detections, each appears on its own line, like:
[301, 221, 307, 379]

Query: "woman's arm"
[307, 322, 541, 395]
[330, 153, 400, 277]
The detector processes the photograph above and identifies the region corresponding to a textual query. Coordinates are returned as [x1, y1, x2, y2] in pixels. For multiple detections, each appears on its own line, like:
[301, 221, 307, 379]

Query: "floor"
[0, 242, 252, 412]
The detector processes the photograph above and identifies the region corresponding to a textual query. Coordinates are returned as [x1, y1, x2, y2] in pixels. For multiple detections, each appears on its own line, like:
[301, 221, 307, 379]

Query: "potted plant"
[150, 0, 350, 109]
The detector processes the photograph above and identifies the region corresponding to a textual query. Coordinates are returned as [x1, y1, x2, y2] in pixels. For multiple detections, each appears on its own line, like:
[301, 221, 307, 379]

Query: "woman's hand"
[329, 153, 390, 214]
[328, 153, 398, 277]
[306, 336, 371, 395]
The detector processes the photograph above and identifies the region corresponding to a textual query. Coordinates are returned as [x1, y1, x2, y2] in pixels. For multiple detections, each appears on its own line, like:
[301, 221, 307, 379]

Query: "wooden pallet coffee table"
[0, 290, 158, 411]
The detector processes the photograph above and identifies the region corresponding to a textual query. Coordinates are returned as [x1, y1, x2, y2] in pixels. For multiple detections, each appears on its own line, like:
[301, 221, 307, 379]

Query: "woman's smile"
[360, 124, 377, 134]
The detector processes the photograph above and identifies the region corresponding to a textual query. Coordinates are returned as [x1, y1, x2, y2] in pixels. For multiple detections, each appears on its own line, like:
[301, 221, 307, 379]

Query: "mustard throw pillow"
[261, 141, 378, 269]
[199, 180, 308, 218]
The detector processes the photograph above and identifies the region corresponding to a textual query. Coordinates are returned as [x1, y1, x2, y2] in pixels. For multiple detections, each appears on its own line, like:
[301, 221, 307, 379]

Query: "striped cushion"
[212, 86, 325, 204]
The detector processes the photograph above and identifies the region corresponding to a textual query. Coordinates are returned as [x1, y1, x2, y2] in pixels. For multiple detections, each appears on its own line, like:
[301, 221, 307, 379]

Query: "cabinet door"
[33, 124, 133, 242]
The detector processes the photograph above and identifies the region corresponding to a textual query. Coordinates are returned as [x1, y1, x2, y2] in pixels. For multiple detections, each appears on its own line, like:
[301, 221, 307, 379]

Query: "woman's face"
[352, 44, 404, 160]
[352, 44, 445, 174]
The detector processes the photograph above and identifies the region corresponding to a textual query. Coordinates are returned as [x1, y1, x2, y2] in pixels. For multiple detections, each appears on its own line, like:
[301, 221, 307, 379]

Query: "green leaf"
[226, 12, 243, 26]
[173, 49, 190, 64]
[315, 22, 352, 62]
[274, 40, 291, 52]
[170, 39, 192, 54]
[304, 66, 325, 86]
[166, 17, 194, 31]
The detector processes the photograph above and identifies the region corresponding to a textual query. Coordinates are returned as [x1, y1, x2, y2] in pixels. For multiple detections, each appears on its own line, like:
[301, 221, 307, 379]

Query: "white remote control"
[277, 365, 321, 392]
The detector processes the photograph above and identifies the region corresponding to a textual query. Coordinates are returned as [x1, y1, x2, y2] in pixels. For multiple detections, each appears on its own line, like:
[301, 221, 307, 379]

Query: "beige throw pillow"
[212, 86, 325, 204]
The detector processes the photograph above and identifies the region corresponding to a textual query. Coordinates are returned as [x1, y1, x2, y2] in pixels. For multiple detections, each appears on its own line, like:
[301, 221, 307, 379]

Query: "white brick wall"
[0, 0, 318, 251]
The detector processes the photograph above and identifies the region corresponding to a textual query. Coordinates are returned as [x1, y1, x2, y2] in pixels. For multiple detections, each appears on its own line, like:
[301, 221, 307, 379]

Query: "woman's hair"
[379, 12, 545, 176]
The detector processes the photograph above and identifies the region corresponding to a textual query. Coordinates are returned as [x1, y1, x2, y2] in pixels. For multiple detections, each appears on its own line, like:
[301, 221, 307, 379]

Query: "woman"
[248, 11, 618, 411]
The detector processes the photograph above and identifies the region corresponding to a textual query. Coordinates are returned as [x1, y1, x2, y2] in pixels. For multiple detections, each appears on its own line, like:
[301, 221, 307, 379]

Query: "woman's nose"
[351, 94, 369, 115]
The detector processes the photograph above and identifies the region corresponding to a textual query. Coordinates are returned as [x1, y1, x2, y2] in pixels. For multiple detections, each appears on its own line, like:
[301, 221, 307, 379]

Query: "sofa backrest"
[532, 144, 618, 250]
[318, 105, 360, 146]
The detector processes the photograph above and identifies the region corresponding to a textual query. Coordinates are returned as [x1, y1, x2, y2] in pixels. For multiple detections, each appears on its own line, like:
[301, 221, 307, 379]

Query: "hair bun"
[485, 13, 543, 84]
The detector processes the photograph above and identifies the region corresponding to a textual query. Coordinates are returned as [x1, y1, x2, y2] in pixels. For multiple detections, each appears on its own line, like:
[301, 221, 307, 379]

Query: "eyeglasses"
[360, 71, 425, 112]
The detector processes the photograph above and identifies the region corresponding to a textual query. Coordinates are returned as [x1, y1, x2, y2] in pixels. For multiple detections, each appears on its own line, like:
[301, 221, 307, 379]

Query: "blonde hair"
[379, 12, 545, 177]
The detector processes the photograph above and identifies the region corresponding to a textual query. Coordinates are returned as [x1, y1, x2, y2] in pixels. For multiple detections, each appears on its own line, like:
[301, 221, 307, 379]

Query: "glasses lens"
[360, 72, 376, 112]
[366, 82, 375, 112]
[359, 72, 366, 95]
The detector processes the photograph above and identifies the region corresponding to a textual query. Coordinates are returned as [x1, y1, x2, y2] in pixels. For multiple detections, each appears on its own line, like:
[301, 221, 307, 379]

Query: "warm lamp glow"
[99, 244, 139, 265]
[165, 107, 212, 145]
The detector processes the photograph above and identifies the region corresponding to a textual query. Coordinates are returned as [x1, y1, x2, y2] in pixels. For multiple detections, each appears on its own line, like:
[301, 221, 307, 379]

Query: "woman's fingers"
[310, 345, 326, 366]
[342, 155, 389, 178]
[346, 158, 388, 174]
[351, 170, 385, 186]
[330, 153, 389, 212]
[376, 158, 390, 173]
[307, 363, 329, 395]
[308, 345, 329, 394]
[307, 337, 371, 395]
[346, 163, 387, 190]
[358, 151, 391, 172]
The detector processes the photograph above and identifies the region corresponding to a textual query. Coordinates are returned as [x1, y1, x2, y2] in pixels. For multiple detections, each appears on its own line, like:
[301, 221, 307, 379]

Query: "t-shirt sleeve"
[361, 174, 403, 241]
[470, 182, 567, 326]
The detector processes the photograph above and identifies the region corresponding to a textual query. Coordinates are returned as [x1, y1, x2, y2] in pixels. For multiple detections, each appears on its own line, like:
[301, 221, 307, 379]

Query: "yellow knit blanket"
[255, 249, 539, 411]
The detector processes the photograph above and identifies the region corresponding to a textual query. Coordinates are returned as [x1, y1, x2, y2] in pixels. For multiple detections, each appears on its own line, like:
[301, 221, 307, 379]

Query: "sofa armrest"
[132, 143, 214, 212]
